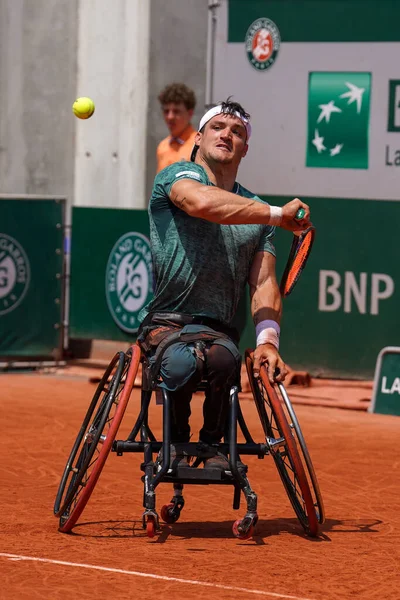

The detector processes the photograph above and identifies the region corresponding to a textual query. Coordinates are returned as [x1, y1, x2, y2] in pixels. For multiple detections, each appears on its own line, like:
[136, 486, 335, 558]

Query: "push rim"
[276, 382, 325, 524]
[54, 345, 140, 532]
[244, 350, 319, 537]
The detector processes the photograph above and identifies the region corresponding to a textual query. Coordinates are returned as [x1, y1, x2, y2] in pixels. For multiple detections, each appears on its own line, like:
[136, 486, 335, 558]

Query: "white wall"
[145, 0, 208, 200]
[0, 0, 77, 201]
[74, 0, 150, 209]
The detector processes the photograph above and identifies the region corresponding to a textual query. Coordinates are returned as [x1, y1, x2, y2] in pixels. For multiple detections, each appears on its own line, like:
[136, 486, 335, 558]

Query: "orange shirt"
[156, 124, 197, 173]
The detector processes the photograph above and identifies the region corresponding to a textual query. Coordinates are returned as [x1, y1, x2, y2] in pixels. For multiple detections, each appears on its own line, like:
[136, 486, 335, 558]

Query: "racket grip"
[295, 208, 305, 220]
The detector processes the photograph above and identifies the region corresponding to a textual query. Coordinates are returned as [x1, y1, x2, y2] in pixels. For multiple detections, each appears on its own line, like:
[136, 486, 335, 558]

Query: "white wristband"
[268, 205, 282, 226]
[256, 319, 280, 350]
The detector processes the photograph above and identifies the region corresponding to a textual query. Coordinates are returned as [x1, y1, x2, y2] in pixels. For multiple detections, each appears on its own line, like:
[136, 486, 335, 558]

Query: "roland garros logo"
[245, 18, 281, 71]
[105, 232, 153, 334]
[0, 233, 30, 315]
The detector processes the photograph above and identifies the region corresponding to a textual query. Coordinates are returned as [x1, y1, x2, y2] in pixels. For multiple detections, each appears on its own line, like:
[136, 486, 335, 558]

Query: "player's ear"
[242, 143, 249, 158]
[195, 131, 202, 146]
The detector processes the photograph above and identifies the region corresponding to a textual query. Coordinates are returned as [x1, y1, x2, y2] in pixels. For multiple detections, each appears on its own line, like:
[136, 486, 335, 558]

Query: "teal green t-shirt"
[139, 161, 276, 326]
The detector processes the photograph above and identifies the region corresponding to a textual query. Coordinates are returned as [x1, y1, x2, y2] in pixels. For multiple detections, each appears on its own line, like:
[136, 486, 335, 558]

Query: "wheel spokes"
[260, 384, 310, 518]
[60, 358, 129, 516]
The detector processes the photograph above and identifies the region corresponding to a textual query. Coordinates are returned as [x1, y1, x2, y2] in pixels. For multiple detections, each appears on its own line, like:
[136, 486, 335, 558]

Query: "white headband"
[198, 105, 252, 140]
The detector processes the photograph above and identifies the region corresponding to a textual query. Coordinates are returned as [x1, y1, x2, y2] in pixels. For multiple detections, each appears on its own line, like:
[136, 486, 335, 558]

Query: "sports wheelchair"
[54, 343, 325, 540]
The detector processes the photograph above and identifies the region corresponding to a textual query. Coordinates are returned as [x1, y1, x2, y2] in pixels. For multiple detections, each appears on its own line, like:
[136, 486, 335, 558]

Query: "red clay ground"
[1, 370, 399, 600]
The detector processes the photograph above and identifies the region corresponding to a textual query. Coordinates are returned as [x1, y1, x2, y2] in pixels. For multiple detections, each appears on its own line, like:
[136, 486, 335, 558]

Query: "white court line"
[0, 552, 317, 600]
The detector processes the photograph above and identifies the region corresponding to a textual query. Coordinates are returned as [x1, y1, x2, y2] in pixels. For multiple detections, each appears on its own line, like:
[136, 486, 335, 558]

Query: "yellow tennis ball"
[72, 97, 95, 119]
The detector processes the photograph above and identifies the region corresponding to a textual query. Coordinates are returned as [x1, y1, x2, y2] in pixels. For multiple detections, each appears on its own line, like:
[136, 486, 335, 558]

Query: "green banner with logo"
[0, 197, 65, 358]
[212, 1, 400, 201]
[268, 196, 400, 379]
[69, 196, 400, 378]
[228, 0, 400, 43]
[69, 207, 152, 342]
[306, 72, 371, 170]
[370, 347, 400, 416]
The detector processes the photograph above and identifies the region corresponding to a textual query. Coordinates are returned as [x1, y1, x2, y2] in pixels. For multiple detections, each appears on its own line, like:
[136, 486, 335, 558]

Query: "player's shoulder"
[155, 161, 208, 188]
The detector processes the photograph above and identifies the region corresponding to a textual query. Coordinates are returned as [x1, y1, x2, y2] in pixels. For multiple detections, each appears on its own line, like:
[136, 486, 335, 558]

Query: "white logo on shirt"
[175, 170, 201, 180]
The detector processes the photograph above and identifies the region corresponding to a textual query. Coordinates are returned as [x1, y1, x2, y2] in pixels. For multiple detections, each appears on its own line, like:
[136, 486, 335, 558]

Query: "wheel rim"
[277, 382, 325, 525]
[57, 352, 127, 515]
[54, 352, 122, 516]
[260, 372, 319, 536]
[54, 345, 140, 531]
[245, 350, 319, 537]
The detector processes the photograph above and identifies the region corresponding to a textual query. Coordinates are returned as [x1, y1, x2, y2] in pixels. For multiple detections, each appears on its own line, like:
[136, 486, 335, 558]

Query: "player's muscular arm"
[170, 179, 311, 230]
[170, 179, 274, 225]
[249, 251, 287, 383]
[249, 251, 282, 325]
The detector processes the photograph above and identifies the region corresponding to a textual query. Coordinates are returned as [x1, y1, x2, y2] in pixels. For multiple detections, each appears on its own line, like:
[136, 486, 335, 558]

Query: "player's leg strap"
[137, 312, 240, 389]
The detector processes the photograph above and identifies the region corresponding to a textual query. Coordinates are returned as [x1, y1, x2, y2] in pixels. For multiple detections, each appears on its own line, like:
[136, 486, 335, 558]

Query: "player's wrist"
[256, 319, 280, 349]
[268, 206, 282, 226]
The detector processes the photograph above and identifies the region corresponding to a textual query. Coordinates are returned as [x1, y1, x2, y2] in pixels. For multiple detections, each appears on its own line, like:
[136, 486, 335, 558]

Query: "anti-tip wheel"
[232, 519, 254, 540]
[160, 503, 180, 524]
[146, 515, 157, 538]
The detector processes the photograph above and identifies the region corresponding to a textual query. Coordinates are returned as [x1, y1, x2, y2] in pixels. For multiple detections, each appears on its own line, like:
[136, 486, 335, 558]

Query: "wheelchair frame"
[54, 344, 325, 540]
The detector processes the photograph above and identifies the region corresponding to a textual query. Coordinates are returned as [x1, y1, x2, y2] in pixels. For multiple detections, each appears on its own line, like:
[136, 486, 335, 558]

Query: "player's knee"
[207, 344, 240, 383]
[159, 342, 198, 391]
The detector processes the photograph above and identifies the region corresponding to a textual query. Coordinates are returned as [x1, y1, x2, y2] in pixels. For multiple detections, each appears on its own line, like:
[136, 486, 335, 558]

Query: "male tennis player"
[138, 98, 310, 470]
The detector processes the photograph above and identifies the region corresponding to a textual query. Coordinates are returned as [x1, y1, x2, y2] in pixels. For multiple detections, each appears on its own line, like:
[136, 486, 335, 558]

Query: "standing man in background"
[156, 83, 197, 173]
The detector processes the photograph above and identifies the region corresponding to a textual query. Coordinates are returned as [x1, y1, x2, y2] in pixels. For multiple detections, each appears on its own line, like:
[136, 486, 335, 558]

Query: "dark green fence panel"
[69, 207, 152, 342]
[267, 196, 400, 378]
[69, 199, 399, 378]
[0, 197, 65, 358]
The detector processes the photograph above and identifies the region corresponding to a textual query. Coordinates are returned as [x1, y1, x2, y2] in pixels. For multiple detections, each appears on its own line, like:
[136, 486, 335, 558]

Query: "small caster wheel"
[161, 503, 180, 524]
[232, 519, 254, 540]
[146, 515, 157, 538]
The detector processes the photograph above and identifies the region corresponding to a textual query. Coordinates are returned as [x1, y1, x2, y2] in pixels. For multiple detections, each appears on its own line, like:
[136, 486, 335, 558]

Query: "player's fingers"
[253, 353, 261, 378]
[293, 199, 311, 221]
[274, 359, 288, 382]
[267, 355, 277, 384]
[289, 219, 309, 233]
[299, 205, 311, 222]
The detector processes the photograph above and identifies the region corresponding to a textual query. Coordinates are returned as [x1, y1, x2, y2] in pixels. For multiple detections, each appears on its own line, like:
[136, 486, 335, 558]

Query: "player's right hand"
[253, 344, 288, 383]
[281, 198, 311, 231]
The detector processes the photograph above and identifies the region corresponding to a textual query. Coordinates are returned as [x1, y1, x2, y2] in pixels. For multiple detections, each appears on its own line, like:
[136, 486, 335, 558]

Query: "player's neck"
[197, 156, 238, 192]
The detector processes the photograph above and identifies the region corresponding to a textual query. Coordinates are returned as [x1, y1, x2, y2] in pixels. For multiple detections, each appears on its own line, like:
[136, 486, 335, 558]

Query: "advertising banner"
[69, 207, 152, 342]
[370, 347, 400, 416]
[0, 197, 65, 358]
[215, 0, 400, 199]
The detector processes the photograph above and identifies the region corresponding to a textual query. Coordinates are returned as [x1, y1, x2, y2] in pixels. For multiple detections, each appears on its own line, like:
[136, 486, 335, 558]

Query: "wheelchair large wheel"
[245, 350, 320, 537]
[276, 381, 325, 526]
[54, 344, 141, 533]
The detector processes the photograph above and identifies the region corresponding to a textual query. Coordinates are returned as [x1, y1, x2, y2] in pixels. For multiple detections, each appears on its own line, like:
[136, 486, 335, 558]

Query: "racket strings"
[283, 232, 313, 294]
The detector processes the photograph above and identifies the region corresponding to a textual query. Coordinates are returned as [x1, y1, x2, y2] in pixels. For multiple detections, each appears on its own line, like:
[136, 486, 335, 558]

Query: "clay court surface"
[2, 369, 400, 600]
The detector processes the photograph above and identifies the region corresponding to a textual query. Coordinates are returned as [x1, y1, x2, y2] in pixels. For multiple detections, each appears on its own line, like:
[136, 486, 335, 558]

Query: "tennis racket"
[279, 208, 315, 297]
